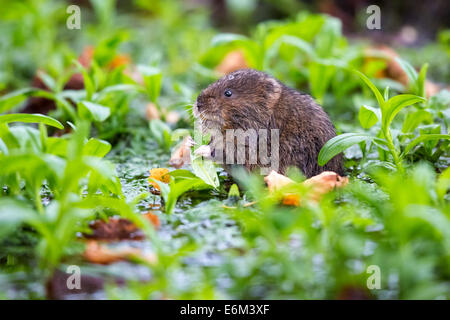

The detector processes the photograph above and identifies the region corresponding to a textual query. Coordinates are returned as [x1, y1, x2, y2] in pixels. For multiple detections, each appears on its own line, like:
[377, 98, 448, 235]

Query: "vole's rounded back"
[193, 68, 343, 177]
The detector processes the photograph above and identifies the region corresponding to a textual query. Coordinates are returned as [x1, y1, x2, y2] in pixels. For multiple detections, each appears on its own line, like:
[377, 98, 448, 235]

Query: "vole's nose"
[193, 100, 202, 117]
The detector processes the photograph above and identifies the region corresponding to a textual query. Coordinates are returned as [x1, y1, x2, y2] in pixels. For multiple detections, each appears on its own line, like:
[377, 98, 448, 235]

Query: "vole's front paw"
[194, 145, 212, 158]
[185, 136, 196, 148]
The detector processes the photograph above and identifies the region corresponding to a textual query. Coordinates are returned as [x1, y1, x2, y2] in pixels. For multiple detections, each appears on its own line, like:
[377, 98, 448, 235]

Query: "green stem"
[35, 186, 44, 214]
[383, 128, 404, 173]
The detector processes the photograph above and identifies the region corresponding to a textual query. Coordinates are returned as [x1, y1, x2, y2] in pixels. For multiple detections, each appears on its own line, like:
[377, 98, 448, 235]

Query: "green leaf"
[437, 166, 450, 200]
[0, 88, 37, 113]
[190, 150, 220, 188]
[207, 34, 262, 69]
[0, 198, 35, 239]
[278, 35, 315, 58]
[137, 65, 162, 102]
[149, 119, 172, 150]
[46, 137, 68, 157]
[83, 138, 112, 157]
[0, 138, 8, 155]
[73, 60, 95, 100]
[210, 33, 249, 46]
[355, 71, 386, 109]
[98, 84, 138, 95]
[0, 123, 19, 150]
[318, 133, 375, 166]
[400, 134, 450, 159]
[402, 109, 432, 133]
[37, 71, 56, 92]
[309, 62, 335, 104]
[228, 184, 240, 198]
[0, 113, 64, 129]
[417, 63, 429, 97]
[383, 94, 426, 129]
[78, 101, 111, 122]
[150, 176, 211, 214]
[395, 57, 418, 83]
[358, 105, 380, 129]
[169, 169, 198, 179]
[383, 87, 390, 101]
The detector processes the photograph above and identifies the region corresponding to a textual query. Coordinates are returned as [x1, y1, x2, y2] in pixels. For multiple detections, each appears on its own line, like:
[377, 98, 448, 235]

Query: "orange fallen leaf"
[215, 50, 248, 75]
[264, 170, 348, 206]
[78, 46, 95, 68]
[304, 171, 349, 202]
[143, 212, 160, 229]
[264, 171, 300, 206]
[165, 110, 180, 125]
[169, 136, 192, 168]
[83, 215, 160, 241]
[364, 45, 408, 85]
[84, 240, 157, 265]
[145, 102, 160, 121]
[364, 45, 442, 98]
[148, 168, 170, 190]
[108, 54, 131, 69]
[264, 170, 295, 192]
[281, 194, 301, 206]
[84, 217, 144, 241]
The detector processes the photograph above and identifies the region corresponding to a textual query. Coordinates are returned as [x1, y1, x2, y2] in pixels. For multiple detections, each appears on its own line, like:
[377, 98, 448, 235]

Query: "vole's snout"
[193, 93, 208, 118]
[192, 99, 203, 118]
[196, 100, 205, 111]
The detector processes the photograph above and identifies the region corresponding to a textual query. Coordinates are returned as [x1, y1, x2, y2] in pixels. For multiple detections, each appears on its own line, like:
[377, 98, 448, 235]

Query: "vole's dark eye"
[224, 90, 232, 97]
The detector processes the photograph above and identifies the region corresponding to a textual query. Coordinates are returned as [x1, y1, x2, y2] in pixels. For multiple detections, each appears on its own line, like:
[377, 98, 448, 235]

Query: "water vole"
[193, 69, 343, 177]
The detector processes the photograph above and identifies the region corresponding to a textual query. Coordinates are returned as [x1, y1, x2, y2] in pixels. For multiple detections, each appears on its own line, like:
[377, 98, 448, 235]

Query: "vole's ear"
[266, 77, 282, 108]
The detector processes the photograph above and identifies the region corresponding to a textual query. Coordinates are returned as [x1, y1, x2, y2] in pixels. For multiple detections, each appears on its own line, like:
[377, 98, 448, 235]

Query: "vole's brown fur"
[193, 69, 343, 177]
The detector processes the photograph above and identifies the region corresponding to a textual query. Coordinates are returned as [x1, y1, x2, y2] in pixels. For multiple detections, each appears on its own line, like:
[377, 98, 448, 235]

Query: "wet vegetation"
[0, 0, 449, 299]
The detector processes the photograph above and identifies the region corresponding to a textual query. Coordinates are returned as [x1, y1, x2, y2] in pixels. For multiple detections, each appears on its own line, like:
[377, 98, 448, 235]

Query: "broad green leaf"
[37, 71, 56, 92]
[0, 113, 63, 129]
[150, 176, 210, 214]
[437, 166, 450, 200]
[190, 150, 220, 188]
[210, 33, 249, 47]
[78, 101, 111, 122]
[83, 138, 111, 157]
[0, 88, 37, 113]
[401, 134, 450, 159]
[318, 133, 375, 166]
[0, 138, 8, 155]
[309, 62, 335, 103]
[98, 84, 138, 95]
[279, 35, 315, 58]
[137, 65, 162, 102]
[402, 109, 432, 133]
[169, 169, 198, 179]
[314, 17, 342, 58]
[149, 119, 172, 150]
[9, 126, 42, 152]
[358, 105, 380, 129]
[0, 198, 35, 239]
[207, 34, 262, 69]
[0, 123, 19, 149]
[383, 94, 426, 129]
[83, 156, 117, 181]
[395, 57, 418, 84]
[228, 184, 240, 198]
[46, 137, 68, 157]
